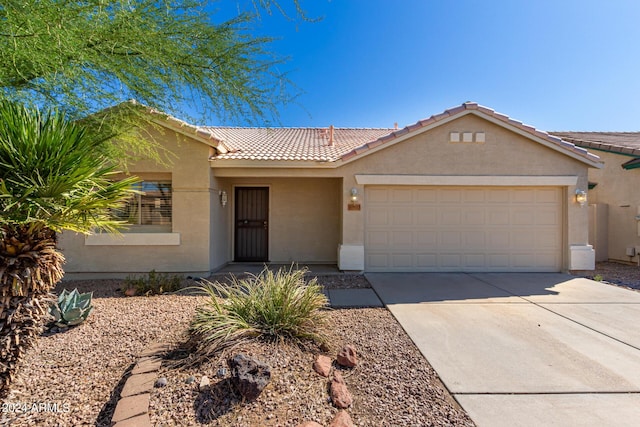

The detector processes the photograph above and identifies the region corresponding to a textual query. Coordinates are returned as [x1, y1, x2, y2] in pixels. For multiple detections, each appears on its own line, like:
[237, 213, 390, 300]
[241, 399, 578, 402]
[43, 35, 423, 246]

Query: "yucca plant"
[190, 266, 330, 357]
[0, 101, 139, 397]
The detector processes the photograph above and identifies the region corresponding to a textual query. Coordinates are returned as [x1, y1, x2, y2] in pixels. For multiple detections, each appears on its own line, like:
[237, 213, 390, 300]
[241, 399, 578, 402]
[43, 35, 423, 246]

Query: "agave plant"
[0, 101, 138, 397]
[49, 289, 94, 327]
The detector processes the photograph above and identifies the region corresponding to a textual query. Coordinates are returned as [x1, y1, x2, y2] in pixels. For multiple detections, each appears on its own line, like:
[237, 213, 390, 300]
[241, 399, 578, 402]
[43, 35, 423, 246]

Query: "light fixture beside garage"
[348, 187, 361, 211]
[350, 187, 359, 202]
[575, 189, 587, 207]
[219, 190, 228, 207]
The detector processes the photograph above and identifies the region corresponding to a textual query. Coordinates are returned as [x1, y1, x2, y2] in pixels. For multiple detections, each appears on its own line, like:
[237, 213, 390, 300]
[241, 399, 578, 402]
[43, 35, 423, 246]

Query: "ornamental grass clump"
[190, 266, 330, 357]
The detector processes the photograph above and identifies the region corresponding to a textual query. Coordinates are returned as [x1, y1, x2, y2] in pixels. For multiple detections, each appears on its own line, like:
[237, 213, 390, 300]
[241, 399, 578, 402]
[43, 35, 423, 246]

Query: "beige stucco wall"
[341, 115, 590, 248]
[586, 150, 640, 262]
[220, 177, 341, 263]
[213, 113, 595, 271]
[210, 176, 231, 271]
[60, 126, 219, 278]
[60, 111, 596, 276]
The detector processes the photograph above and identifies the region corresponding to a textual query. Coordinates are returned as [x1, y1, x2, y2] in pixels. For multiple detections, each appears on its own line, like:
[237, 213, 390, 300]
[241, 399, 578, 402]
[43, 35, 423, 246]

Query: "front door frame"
[233, 185, 270, 262]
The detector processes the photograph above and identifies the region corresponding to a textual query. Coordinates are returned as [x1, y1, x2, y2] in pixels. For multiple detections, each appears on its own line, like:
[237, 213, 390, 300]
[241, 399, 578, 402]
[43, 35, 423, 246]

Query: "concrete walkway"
[366, 273, 640, 427]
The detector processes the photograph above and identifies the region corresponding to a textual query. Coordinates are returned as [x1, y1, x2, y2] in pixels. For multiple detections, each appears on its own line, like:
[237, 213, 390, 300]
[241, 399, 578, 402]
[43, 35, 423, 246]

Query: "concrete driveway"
[366, 273, 640, 427]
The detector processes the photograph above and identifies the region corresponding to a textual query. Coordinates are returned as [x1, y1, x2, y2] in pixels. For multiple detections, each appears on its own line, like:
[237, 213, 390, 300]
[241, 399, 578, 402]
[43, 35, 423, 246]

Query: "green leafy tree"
[0, 101, 138, 396]
[0, 0, 311, 163]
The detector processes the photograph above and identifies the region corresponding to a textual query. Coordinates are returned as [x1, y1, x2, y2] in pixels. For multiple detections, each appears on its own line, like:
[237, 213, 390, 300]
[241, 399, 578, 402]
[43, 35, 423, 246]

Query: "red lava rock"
[313, 354, 332, 377]
[297, 422, 324, 427]
[330, 410, 355, 427]
[330, 371, 353, 409]
[124, 288, 137, 297]
[336, 344, 358, 368]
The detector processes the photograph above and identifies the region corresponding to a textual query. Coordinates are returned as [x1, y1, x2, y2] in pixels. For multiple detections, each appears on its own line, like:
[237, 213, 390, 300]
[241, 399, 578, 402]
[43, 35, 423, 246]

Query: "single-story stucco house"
[59, 102, 603, 279]
[551, 132, 640, 264]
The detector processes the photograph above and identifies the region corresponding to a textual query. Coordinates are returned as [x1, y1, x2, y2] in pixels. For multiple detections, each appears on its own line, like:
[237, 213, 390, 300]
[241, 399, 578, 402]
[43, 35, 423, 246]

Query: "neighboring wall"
[60, 127, 218, 278]
[587, 150, 640, 263]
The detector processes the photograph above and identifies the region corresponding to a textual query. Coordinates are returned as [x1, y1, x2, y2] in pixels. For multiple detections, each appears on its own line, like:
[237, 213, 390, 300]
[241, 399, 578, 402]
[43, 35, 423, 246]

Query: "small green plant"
[124, 270, 183, 296]
[190, 266, 330, 356]
[593, 274, 604, 282]
[49, 289, 94, 327]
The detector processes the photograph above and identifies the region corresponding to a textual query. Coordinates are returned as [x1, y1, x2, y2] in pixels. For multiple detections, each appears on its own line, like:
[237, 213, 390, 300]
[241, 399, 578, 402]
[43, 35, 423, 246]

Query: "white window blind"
[114, 181, 172, 227]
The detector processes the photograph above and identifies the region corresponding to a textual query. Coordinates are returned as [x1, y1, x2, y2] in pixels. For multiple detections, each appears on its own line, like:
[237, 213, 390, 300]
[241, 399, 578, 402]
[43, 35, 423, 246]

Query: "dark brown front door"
[234, 187, 269, 262]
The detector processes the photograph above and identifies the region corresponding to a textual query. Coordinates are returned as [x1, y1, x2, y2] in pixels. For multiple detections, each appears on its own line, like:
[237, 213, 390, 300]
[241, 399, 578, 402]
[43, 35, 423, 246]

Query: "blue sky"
[212, 0, 640, 131]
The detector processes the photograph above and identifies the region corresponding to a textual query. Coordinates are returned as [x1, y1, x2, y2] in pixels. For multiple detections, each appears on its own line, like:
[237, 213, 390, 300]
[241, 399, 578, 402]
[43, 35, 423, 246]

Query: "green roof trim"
[622, 157, 640, 170]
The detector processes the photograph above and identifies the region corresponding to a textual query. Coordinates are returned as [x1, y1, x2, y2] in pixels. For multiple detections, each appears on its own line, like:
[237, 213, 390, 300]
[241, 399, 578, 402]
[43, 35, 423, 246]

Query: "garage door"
[365, 186, 563, 272]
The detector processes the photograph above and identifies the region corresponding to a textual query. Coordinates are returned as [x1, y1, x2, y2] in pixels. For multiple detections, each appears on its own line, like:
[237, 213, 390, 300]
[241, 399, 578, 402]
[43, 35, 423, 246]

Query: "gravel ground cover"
[574, 261, 640, 291]
[1, 275, 472, 427]
[3, 264, 638, 426]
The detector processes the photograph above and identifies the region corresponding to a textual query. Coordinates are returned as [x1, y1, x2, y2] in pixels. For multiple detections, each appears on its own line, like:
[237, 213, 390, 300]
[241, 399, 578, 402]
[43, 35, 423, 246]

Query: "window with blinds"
[113, 181, 172, 230]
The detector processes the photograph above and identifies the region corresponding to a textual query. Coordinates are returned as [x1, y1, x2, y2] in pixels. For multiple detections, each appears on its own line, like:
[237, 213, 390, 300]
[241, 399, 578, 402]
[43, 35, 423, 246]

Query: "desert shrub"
[190, 266, 330, 356]
[124, 270, 183, 296]
[593, 274, 604, 282]
[49, 288, 94, 327]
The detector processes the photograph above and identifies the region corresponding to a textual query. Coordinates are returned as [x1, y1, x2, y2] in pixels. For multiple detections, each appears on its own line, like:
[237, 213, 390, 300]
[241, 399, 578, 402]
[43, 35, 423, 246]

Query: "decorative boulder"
[227, 353, 271, 401]
[330, 371, 353, 409]
[330, 410, 355, 427]
[313, 354, 332, 377]
[336, 344, 358, 368]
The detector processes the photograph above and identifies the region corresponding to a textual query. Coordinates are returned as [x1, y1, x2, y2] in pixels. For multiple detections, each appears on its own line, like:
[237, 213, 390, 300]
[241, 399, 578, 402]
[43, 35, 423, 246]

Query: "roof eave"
[336, 107, 603, 169]
[474, 112, 603, 169]
[622, 158, 640, 170]
[338, 111, 472, 166]
[149, 115, 231, 154]
[209, 158, 339, 169]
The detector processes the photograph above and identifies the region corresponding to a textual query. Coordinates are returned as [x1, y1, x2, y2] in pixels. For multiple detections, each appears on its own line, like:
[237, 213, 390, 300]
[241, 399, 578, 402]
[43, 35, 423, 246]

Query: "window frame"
[114, 180, 173, 233]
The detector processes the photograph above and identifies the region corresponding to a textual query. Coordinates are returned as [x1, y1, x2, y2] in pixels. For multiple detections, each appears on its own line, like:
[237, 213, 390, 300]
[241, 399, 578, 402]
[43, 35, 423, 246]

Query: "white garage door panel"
[365, 186, 562, 272]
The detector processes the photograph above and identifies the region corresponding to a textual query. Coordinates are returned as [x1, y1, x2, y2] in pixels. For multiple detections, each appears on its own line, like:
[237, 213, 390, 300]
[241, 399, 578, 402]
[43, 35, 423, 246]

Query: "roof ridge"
[203, 126, 396, 130]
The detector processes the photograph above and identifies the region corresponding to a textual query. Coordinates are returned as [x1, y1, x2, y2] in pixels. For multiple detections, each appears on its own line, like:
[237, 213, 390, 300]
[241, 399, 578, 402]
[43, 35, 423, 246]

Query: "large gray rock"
[227, 353, 271, 401]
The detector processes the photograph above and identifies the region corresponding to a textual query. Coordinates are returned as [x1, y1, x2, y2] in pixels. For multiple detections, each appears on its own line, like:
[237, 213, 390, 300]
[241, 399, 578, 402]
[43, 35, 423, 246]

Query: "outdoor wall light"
[575, 189, 587, 207]
[350, 187, 359, 203]
[220, 190, 228, 207]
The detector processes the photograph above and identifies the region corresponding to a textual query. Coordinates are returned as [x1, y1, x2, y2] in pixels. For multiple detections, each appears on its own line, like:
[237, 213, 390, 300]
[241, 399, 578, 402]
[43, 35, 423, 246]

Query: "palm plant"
[0, 101, 139, 397]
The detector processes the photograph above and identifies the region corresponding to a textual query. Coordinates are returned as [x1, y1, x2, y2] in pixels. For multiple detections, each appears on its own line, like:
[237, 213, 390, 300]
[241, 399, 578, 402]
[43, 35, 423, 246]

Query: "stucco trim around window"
[84, 233, 181, 246]
[354, 175, 579, 186]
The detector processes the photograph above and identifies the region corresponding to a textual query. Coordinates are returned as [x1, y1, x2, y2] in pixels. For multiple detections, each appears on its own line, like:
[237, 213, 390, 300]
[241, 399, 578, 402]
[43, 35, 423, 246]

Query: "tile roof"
[205, 127, 394, 161]
[205, 102, 601, 166]
[550, 132, 640, 157]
